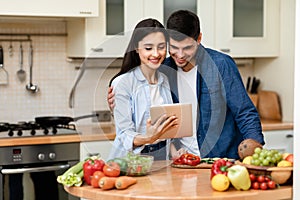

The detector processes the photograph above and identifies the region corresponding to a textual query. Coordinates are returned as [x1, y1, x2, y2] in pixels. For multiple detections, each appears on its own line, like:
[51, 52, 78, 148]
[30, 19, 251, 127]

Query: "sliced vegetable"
[57, 161, 84, 187]
[99, 176, 117, 190]
[173, 153, 201, 166]
[115, 176, 137, 190]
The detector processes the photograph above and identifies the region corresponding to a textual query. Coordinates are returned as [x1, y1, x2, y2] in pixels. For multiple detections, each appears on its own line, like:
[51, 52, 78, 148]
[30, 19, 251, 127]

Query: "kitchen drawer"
[262, 130, 293, 153]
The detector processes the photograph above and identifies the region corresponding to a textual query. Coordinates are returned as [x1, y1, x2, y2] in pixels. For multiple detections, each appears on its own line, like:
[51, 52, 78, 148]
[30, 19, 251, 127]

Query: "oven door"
[0, 161, 80, 200]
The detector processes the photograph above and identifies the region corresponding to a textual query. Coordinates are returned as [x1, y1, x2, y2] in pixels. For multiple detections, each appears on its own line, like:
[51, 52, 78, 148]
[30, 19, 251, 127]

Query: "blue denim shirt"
[108, 67, 173, 160]
[160, 45, 265, 159]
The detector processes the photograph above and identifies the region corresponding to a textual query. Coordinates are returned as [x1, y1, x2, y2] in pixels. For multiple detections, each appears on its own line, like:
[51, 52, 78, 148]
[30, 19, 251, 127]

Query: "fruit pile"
[249, 174, 277, 190]
[210, 159, 251, 192]
[242, 147, 293, 167]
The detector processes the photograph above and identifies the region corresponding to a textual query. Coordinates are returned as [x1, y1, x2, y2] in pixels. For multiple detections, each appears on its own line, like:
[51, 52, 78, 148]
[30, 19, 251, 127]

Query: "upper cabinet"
[0, 0, 98, 17]
[200, 0, 280, 58]
[67, 0, 280, 58]
[68, 0, 164, 58]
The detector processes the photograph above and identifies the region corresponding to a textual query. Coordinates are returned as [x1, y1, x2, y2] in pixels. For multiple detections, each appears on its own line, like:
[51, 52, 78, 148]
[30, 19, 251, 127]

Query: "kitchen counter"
[0, 124, 116, 147]
[64, 161, 292, 200]
[0, 120, 293, 147]
[261, 120, 293, 131]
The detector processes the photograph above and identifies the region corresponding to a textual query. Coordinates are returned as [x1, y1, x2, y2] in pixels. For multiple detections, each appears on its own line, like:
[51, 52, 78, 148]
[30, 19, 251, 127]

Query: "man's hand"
[107, 86, 115, 112]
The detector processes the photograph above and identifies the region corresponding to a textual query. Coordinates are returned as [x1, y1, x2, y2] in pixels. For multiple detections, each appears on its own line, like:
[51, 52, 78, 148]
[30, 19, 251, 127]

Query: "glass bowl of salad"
[125, 153, 154, 176]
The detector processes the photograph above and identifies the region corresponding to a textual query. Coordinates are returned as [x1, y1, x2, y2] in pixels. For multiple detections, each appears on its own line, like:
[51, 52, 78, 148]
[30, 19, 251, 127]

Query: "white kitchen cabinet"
[80, 140, 113, 161]
[262, 130, 294, 153]
[68, 0, 163, 58]
[0, 0, 98, 17]
[214, 0, 280, 57]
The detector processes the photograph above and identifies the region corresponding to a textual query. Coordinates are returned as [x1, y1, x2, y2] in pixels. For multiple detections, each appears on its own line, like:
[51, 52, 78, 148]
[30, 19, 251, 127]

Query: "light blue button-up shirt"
[108, 67, 173, 160]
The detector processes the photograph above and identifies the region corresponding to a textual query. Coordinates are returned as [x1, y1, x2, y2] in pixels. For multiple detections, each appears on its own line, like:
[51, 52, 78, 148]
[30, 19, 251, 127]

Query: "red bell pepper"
[173, 153, 201, 166]
[210, 158, 233, 179]
[83, 157, 105, 185]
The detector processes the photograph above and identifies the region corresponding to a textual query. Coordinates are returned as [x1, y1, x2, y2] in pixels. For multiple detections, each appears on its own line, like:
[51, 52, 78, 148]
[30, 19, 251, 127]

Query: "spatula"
[0, 45, 9, 85]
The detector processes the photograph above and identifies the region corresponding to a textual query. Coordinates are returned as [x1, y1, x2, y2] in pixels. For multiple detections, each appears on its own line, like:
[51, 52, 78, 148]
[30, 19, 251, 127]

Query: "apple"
[285, 154, 294, 165]
[282, 152, 291, 160]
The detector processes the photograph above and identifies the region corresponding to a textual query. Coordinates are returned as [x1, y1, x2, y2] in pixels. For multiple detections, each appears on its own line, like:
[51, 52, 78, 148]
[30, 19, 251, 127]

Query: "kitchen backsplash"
[0, 20, 253, 125]
[0, 20, 118, 124]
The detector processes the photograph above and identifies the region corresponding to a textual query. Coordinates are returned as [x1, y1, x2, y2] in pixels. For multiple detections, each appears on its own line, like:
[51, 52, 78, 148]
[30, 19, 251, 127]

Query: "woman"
[108, 18, 178, 160]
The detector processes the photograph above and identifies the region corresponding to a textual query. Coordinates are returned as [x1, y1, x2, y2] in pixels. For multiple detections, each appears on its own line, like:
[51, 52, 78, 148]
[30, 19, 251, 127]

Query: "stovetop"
[0, 121, 79, 138]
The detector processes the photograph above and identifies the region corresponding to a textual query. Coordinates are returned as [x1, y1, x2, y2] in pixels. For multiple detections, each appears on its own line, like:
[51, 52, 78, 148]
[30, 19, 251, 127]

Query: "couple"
[107, 10, 265, 161]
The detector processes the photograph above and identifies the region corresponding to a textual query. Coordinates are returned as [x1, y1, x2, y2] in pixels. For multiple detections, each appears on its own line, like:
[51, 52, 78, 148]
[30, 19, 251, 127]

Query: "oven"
[0, 121, 81, 200]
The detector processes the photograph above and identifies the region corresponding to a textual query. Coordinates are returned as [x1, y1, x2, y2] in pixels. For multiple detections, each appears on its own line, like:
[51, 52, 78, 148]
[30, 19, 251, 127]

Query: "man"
[108, 10, 264, 159]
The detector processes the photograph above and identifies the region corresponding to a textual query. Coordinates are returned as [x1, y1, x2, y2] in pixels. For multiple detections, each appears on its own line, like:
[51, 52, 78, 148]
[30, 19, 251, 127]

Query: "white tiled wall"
[0, 20, 118, 124]
[0, 19, 251, 125]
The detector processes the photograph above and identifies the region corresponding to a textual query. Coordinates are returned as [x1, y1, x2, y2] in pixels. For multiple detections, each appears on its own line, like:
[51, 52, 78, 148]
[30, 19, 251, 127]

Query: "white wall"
[0, 20, 116, 124]
[254, 0, 295, 122]
[293, 0, 299, 198]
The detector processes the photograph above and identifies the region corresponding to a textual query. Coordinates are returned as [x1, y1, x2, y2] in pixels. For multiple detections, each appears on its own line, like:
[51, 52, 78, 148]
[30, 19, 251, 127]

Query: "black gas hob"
[0, 121, 79, 138]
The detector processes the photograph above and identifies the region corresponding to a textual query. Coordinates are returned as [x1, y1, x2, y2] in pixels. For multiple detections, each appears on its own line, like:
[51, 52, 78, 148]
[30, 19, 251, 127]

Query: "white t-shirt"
[177, 66, 200, 156]
[150, 84, 163, 106]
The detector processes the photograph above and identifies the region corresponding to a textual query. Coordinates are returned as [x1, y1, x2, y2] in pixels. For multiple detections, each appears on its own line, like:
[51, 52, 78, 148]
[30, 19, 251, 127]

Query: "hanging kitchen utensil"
[17, 43, 26, 82]
[8, 42, 13, 57]
[0, 45, 9, 85]
[26, 44, 39, 92]
[35, 114, 98, 127]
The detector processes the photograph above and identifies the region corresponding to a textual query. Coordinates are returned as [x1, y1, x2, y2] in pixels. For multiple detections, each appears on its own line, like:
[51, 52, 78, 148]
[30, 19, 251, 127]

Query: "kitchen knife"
[246, 77, 251, 93]
[250, 77, 256, 94]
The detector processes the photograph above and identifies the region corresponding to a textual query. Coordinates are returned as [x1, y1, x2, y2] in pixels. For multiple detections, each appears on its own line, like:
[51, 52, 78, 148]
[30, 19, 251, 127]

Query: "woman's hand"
[133, 114, 178, 146]
[146, 114, 178, 143]
[107, 86, 115, 111]
[171, 148, 188, 160]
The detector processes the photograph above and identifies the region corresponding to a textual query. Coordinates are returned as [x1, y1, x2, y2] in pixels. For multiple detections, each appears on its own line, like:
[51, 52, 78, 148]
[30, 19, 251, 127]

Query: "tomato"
[260, 182, 268, 190]
[90, 171, 105, 188]
[107, 158, 128, 176]
[251, 182, 260, 190]
[103, 161, 121, 177]
[264, 176, 271, 182]
[257, 175, 265, 183]
[267, 180, 277, 189]
[249, 174, 256, 182]
[285, 154, 294, 164]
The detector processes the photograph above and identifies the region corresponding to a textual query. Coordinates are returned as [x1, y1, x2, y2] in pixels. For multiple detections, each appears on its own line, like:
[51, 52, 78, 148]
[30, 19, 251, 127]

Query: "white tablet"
[150, 103, 193, 139]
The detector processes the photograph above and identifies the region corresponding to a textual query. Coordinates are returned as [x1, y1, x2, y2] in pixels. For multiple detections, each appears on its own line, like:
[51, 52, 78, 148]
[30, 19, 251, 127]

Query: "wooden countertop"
[64, 161, 292, 200]
[261, 120, 293, 131]
[0, 120, 293, 147]
[0, 124, 116, 147]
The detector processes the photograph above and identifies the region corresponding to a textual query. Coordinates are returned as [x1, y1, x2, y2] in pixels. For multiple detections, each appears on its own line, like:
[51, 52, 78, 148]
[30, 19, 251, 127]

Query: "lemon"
[211, 174, 230, 192]
[277, 160, 292, 167]
[242, 156, 253, 165]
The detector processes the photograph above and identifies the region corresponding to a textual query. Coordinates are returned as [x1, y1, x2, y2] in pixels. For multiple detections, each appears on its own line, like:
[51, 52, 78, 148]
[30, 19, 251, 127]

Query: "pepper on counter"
[227, 165, 251, 191]
[83, 156, 105, 185]
[173, 153, 201, 166]
[210, 158, 233, 179]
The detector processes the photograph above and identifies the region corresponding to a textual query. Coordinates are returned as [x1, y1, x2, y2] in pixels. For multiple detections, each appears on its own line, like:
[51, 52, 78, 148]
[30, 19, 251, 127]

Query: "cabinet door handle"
[91, 48, 103, 52]
[220, 48, 231, 53]
[286, 134, 293, 138]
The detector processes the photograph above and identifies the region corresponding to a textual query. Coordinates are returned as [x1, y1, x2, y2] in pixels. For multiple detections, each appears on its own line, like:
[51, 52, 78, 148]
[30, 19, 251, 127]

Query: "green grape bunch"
[251, 147, 282, 166]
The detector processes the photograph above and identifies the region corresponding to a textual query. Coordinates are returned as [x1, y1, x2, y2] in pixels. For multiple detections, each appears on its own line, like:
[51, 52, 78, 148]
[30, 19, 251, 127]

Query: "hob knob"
[8, 130, 14, 137]
[37, 153, 45, 161]
[17, 130, 23, 136]
[49, 153, 56, 160]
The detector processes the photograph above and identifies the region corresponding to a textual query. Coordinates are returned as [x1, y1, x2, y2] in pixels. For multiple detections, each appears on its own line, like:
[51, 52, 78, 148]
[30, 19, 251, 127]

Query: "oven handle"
[1, 164, 70, 174]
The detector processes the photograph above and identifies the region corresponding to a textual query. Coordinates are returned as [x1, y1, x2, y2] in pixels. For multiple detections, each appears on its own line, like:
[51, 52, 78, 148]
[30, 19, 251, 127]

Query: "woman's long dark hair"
[109, 18, 168, 86]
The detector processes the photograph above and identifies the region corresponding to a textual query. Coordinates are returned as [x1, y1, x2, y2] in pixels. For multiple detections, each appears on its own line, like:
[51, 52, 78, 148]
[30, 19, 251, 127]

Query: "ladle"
[26, 44, 39, 93]
[17, 43, 26, 82]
